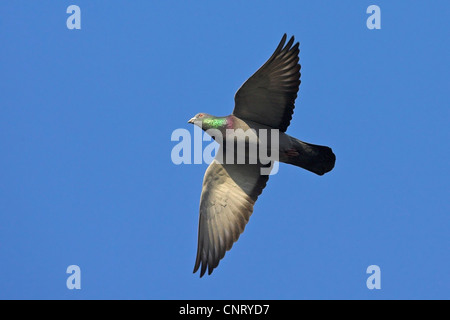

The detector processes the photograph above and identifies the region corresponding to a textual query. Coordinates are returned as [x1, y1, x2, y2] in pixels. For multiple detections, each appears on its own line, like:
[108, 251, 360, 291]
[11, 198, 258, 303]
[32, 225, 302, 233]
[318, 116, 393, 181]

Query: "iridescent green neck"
[202, 117, 228, 130]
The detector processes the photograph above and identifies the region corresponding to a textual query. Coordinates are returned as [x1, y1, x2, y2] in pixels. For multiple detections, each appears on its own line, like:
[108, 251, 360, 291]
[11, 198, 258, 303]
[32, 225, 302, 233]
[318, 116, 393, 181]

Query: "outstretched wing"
[193, 158, 270, 277]
[233, 34, 301, 132]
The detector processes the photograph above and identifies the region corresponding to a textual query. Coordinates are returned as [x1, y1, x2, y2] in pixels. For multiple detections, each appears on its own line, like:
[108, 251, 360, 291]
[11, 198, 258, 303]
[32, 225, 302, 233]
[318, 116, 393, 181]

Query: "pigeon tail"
[283, 138, 336, 176]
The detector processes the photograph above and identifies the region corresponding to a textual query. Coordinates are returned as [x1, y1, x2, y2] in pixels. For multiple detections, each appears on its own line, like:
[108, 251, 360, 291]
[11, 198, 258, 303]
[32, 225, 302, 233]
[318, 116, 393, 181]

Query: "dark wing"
[233, 34, 301, 132]
[193, 158, 270, 277]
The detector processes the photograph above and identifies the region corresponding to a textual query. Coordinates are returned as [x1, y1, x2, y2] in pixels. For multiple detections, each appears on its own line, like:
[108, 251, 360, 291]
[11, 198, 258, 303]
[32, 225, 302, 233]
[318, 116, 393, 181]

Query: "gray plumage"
[188, 34, 336, 277]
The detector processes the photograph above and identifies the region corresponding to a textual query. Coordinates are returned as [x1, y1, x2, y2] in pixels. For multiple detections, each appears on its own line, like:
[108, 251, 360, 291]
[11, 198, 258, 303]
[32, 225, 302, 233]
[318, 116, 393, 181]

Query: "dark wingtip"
[193, 259, 218, 278]
[285, 36, 295, 51]
[200, 261, 207, 277]
[193, 259, 200, 274]
[276, 34, 287, 52]
[193, 265, 206, 278]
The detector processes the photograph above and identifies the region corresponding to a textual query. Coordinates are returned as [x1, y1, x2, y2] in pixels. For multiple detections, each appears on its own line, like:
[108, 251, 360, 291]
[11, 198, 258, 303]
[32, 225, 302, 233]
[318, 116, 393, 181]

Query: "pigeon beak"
[187, 117, 196, 124]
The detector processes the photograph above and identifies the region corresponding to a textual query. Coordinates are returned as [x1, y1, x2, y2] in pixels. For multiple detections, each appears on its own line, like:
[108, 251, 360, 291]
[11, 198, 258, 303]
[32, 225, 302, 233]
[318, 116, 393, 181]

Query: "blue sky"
[0, 1, 449, 299]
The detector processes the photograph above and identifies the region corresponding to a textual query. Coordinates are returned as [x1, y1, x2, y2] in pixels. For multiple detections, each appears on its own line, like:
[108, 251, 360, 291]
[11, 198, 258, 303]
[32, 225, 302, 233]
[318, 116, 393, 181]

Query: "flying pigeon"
[188, 34, 336, 277]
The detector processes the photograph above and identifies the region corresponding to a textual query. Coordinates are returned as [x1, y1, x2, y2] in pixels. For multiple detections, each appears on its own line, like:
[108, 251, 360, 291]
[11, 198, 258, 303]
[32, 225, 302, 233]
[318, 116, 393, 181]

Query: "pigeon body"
[188, 34, 336, 277]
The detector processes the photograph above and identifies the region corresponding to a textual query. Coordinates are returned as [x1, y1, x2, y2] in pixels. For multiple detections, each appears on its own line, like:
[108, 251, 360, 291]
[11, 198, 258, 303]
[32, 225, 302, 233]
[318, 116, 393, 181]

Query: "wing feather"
[233, 34, 301, 132]
[193, 159, 270, 277]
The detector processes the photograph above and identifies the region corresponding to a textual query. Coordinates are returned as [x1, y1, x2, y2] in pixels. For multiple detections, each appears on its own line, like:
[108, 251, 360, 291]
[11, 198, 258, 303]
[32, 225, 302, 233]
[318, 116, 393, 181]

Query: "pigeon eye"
[198, 114, 204, 118]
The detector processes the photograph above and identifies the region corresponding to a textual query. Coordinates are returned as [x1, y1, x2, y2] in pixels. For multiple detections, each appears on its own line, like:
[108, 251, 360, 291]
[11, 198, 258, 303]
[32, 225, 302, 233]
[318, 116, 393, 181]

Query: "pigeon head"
[187, 113, 212, 124]
[188, 113, 228, 131]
